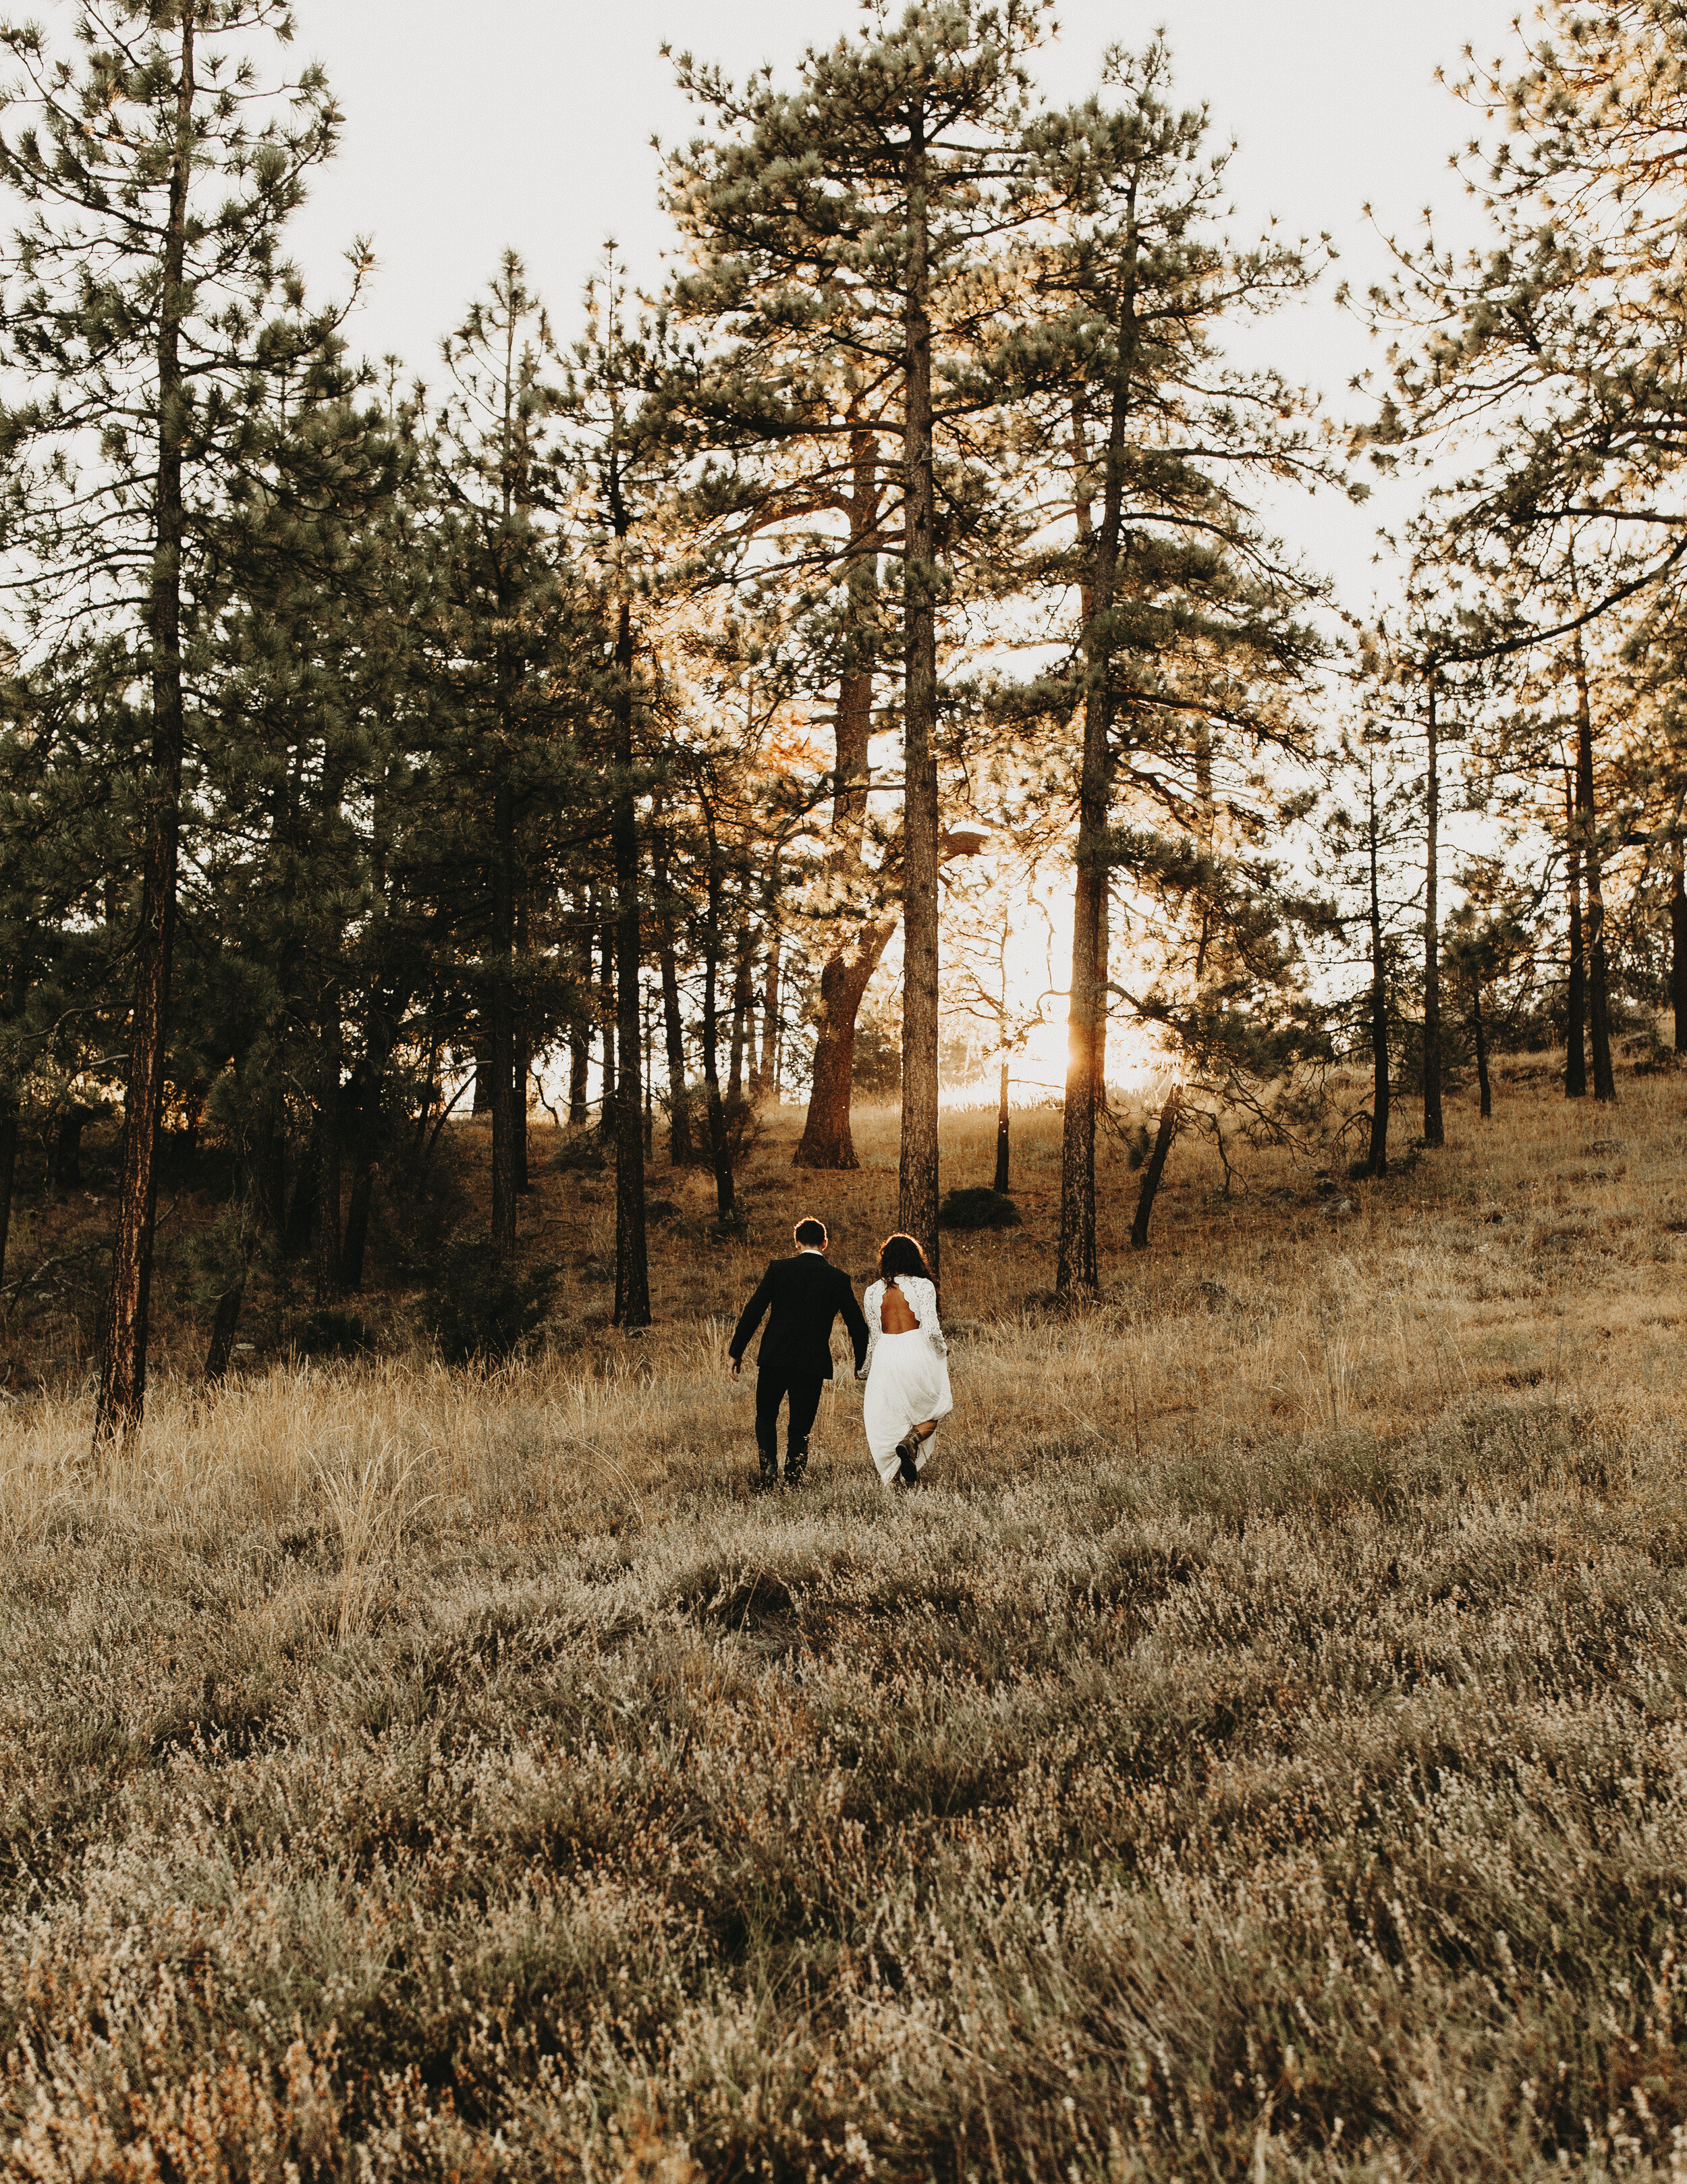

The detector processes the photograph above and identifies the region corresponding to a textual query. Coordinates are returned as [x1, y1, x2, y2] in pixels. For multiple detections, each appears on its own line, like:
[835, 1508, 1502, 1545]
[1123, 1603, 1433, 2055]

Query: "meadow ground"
[2, 1063, 1687, 2179]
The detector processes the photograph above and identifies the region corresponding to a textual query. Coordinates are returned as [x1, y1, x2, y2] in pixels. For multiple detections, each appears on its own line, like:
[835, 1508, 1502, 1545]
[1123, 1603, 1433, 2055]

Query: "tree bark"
[611, 596, 650, 1328]
[1565, 767, 1587, 1099]
[52, 1109, 86, 1195]
[795, 921, 897, 1170]
[701, 810, 736, 1222]
[202, 1277, 246, 1384]
[1671, 815, 1686, 1054]
[1471, 977, 1493, 1120]
[94, 5, 196, 1456]
[1573, 634, 1615, 1103]
[597, 910, 617, 1140]
[0, 1104, 17, 1294]
[756, 923, 781, 1101]
[1422, 676, 1445, 1147]
[653, 826, 693, 1165]
[993, 1043, 1011, 1196]
[569, 890, 591, 1126]
[1130, 1083, 1182, 1250]
[1364, 760, 1390, 1178]
[897, 101, 941, 1280]
[312, 983, 343, 1303]
[489, 767, 518, 1257]
[727, 921, 754, 1108]
[1060, 194, 1142, 1294]
[513, 892, 530, 1195]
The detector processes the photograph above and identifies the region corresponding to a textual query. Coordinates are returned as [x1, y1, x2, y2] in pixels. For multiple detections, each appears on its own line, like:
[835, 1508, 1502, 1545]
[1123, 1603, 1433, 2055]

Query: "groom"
[729, 1216, 868, 1492]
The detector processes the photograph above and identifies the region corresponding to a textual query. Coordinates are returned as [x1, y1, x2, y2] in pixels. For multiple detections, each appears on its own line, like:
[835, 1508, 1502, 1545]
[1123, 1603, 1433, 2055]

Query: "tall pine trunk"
[489, 765, 518, 1257]
[897, 103, 941, 1278]
[653, 824, 693, 1166]
[756, 930, 781, 1102]
[796, 420, 893, 1168]
[1671, 802, 1686, 1053]
[1060, 198, 1142, 1294]
[568, 889, 590, 1126]
[1471, 975, 1493, 1120]
[611, 597, 650, 1328]
[727, 923, 754, 1108]
[1565, 767, 1587, 1098]
[1364, 761, 1391, 1178]
[513, 893, 530, 1195]
[993, 1034, 1011, 1197]
[94, 7, 195, 1455]
[0, 1103, 17, 1295]
[1422, 676, 1444, 1147]
[597, 912, 616, 1139]
[1574, 634, 1615, 1103]
[312, 981, 342, 1303]
[701, 813, 736, 1222]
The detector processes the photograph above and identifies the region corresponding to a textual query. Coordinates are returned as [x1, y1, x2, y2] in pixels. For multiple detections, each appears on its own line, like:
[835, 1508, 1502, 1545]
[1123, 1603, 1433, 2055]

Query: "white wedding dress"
[859, 1274, 953, 1483]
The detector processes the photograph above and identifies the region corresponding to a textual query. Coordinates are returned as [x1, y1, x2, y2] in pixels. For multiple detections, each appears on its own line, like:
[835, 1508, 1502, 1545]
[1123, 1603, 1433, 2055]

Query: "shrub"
[292, 1307, 373, 1359]
[420, 1237, 557, 1365]
[939, 1185, 1023, 1231]
[554, 1132, 607, 1174]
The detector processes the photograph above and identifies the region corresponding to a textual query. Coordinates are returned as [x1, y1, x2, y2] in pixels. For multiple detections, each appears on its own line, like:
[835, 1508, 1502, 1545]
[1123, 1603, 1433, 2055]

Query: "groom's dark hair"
[794, 1217, 827, 1247]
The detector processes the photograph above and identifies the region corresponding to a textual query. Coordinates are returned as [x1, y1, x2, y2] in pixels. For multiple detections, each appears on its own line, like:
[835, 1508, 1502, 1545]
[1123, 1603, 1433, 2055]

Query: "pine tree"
[0, 0, 357, 1451]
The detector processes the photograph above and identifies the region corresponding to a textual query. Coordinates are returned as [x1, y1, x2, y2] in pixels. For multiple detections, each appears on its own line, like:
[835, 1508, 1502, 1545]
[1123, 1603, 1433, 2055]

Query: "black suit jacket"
[730, 1253, 868, 1382]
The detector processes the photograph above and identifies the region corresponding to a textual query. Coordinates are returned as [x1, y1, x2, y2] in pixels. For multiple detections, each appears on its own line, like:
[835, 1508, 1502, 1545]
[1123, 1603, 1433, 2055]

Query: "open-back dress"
[859, 1274, 953, 1483]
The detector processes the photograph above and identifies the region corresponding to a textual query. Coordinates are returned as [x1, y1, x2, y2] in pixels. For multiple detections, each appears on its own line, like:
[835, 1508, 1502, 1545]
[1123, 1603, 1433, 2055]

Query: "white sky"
[285, 0, 1529, 620]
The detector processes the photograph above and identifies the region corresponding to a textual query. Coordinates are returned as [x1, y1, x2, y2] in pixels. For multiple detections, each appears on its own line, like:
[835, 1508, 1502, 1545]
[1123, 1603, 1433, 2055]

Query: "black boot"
[785, 1439, 808, 1490]
[751, 1442, 779, 1496]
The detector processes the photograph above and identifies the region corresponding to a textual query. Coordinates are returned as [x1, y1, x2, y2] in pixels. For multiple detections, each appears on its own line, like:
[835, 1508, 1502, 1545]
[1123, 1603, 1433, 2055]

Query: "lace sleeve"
[859, 1281, 884, 1377]
[906, 1276, 947, 1357]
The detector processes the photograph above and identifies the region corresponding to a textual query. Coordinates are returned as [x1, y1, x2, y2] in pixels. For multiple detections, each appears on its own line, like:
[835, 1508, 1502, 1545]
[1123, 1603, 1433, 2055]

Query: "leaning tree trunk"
[897, 102, 941, 1280]
[1573, 636, 1615, 1103]
[795, 921, 897, 1170]
[611, 596, 650, 1328]
[1422, 674, 1444, 1148]
[1129, 1083, 1183, 1250]
[93, 7, 195, 1457]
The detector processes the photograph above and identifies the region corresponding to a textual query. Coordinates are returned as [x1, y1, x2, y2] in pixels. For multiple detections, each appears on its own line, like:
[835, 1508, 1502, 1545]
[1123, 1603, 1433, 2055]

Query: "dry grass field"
[3, 1060, 1687, 2179]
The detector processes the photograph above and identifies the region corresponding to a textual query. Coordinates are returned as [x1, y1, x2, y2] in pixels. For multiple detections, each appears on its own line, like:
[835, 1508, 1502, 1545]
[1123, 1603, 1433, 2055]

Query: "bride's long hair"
[878, 1232, 932, 1283]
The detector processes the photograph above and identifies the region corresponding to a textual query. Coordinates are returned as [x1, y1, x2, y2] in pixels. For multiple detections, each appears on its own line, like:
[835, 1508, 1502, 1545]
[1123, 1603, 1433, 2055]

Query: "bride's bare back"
[881, 1280, 918, 1335]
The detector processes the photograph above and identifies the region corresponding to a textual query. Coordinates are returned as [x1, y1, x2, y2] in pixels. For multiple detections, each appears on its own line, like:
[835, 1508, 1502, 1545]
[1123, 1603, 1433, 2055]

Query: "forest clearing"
[3, 1065, 1686, 2179]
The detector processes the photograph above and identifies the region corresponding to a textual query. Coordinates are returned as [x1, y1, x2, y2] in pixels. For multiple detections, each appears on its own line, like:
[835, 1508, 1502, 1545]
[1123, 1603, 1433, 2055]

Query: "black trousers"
[754, 1367, 825, 1476]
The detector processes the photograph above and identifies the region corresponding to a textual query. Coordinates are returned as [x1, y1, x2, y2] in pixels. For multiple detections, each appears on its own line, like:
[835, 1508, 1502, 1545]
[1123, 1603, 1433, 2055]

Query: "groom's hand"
[728, 1357, 741, 1379]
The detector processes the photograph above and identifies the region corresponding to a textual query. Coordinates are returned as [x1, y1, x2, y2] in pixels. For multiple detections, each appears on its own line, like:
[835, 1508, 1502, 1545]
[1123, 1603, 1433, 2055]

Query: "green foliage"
[419, 1236, 557, 1365]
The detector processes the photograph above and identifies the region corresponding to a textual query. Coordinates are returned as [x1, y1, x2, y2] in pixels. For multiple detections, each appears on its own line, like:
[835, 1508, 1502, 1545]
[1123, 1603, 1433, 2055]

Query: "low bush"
[939, 1184, 1023, 1230]
[418, 1236, 557, 1363]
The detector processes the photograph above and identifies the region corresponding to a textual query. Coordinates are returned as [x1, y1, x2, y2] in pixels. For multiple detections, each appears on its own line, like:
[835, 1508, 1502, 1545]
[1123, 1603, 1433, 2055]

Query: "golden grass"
[3, 1060, 1687, 2179]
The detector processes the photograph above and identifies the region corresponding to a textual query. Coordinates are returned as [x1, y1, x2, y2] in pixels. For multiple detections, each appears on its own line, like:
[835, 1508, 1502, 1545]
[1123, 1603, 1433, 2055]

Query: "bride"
[858, 1232, 953, 1487]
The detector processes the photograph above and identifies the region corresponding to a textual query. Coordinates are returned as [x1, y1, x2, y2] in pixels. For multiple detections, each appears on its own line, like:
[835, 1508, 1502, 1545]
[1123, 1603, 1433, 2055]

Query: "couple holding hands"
[728, 1218, 953, 1492]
